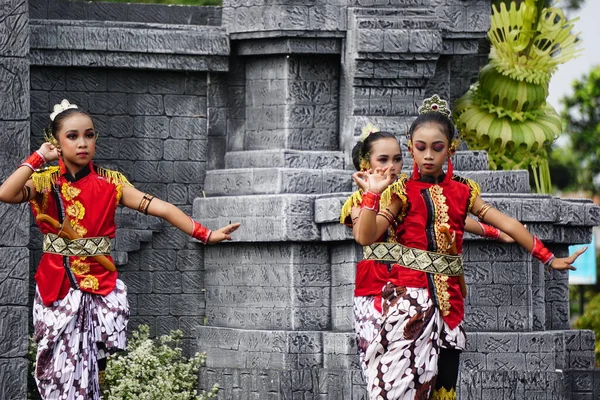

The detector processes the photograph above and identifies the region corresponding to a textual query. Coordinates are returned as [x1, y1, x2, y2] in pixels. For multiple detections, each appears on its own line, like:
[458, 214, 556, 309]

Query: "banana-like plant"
[453, 0, 581, 193]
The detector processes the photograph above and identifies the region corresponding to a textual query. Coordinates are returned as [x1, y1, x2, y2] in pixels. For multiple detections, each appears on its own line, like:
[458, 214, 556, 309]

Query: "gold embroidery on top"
[434, 274, 451, 316]
[66, 200, 85, 220]
[71, 258, 90, 275]
[61, 183, 81, 201]
[429, 185, 450, 253]
[71, 221, 88, 237]
[80, 275, 99, 291]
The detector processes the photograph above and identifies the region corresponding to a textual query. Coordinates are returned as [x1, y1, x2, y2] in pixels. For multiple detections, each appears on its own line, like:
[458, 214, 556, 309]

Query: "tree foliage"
[559, 66, 600, 194]
[573, 291, 600, 366]
[491, 0, 585, 12]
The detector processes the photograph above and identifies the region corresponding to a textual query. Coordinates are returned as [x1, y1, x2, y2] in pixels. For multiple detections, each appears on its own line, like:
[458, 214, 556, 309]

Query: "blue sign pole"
[568, 235, 597, 285]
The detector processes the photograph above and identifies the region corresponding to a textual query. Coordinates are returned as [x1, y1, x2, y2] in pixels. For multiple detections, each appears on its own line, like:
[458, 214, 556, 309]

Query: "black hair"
[46, 108, 94, 139]
[351, 131, 400, 171]
[407, 112, 456, 143]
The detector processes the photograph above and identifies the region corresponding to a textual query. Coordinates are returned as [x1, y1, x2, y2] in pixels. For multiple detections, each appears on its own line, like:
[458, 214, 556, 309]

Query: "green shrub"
[105, 324, 219, 400]
[573, 292, 600, 366]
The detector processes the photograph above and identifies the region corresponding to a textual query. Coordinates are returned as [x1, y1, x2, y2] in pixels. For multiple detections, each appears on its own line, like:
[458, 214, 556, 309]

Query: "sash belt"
[43, 233, 111, 257]
[363, 242, 463, 276]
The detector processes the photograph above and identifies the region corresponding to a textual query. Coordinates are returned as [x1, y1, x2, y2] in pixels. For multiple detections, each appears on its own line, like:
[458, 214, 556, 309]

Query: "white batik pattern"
[33, 279, 129, 400]
[364, 284, 466, 400]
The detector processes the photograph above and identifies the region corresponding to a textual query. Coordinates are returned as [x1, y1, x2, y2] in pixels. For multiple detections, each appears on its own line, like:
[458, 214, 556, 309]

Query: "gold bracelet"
[378, 209, 396, 226]
[477, 203, 492, 220]
[137, 193, 155, 215]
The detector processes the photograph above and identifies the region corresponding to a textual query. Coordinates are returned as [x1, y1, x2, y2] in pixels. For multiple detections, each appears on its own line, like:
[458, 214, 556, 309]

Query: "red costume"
[30, 160, 127, 306]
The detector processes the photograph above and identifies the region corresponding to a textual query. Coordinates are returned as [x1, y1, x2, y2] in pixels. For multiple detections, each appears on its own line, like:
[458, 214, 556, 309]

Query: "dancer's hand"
[353, 166, 396, 194]
[550, 246, 587, 271]
[208, 222, 241, 244]
[38, 142, 59, 162]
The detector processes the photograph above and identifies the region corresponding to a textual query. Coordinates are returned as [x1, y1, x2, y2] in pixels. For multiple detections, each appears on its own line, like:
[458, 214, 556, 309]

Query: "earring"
[43, 129, 60, 149]
[359, 158, 370, 171]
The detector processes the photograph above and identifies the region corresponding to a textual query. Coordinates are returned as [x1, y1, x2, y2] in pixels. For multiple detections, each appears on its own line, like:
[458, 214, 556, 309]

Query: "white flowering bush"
[105, 324, 219, 400]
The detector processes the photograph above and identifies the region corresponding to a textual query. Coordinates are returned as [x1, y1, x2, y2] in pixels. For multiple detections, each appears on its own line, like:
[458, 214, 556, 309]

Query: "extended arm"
[120, 185, 239, 244]
[472, 196, 585, 270]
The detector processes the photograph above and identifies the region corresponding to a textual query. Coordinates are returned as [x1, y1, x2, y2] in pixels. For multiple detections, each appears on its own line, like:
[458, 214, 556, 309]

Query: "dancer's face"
[369, 137, 403, 177]
[56, 113, 97, 174]
[410, 122, 449, 177]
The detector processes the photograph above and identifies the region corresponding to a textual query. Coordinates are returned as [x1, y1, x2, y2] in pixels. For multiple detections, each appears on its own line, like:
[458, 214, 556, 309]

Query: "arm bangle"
[531, 236, 555, 266]
[478, 221, 500, 240]
[476, 203, 493, 220]
[361, 191, 381, 213]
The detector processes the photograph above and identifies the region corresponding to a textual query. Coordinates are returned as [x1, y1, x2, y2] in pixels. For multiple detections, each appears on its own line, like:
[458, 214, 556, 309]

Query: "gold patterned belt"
[43, 233, 112, 257]
[363, 242, 463, 276]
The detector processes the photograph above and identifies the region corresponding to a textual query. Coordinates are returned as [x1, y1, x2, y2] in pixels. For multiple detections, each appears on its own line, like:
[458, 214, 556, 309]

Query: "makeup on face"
[369, 137, 403, 174]
[410, 123, 449, 177]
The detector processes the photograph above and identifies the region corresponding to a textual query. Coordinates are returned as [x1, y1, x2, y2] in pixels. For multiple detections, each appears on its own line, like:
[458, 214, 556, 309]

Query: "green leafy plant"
[105, 324, 219, 400]
[453, 0, 581, 193]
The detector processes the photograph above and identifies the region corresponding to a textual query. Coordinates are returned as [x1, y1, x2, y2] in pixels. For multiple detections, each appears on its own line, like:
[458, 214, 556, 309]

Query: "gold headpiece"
[359, 123, 380, 142]
[418, 94, 451, 117]
[358, 123, 380, 171]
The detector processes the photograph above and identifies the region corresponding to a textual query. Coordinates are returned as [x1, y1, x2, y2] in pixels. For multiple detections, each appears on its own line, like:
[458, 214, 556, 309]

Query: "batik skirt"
[354, 295, 382, 374]
[364, 284, 466, 400]
[33, 279, 129, 400]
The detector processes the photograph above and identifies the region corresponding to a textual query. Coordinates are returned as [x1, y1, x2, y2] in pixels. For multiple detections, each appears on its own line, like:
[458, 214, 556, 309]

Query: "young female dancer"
[340, 124, 512, 376]
[0, 100, 239, 399]
[349, 96, 585, 399]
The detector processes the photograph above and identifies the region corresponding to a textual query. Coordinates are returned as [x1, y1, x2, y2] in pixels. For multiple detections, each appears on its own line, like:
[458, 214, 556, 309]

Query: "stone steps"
[204, 169, 530, 196]
[224, 149, 345, 169]
[196, 326, 596, 372]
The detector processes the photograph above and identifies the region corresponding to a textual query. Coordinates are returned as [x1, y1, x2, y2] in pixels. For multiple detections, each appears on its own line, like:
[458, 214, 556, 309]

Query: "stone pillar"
[0, 0, 30, 398]
[193, 1, 600, 399]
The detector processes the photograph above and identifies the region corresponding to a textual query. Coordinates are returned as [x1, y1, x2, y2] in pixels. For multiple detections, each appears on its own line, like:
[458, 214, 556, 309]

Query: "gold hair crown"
[418, 94, 451, 118]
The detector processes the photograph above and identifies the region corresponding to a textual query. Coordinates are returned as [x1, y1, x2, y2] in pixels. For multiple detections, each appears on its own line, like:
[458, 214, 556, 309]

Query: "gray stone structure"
[0, 0, 598, 398]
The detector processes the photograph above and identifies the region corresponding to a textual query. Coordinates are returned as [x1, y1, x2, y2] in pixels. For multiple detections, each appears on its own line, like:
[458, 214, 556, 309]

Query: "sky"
[546, 0, 600, 111]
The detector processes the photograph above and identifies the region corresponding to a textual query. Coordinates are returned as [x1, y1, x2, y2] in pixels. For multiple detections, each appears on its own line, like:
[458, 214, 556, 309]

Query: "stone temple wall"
[0, 0, 598, 398]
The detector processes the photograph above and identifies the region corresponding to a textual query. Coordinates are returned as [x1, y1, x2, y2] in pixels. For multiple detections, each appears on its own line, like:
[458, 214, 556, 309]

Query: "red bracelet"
[20, 151, 46, 171]
[190, 218, 211, 244]
[361, 191, 381, 213]
[478, 222, 500, 240]
[531, 236, 555, 266]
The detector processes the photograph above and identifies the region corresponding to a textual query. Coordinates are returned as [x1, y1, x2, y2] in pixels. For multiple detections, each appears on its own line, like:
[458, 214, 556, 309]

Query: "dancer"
[341, 124, 511, 375]
[350, 96, 585, 399]
[0, 99, 239, 399]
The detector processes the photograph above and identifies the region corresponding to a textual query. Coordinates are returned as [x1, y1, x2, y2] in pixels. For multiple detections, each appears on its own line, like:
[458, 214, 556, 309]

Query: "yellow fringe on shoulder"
[465, 177, 481, 212]
[430, 387, 456, 400]
[339, 174, 410, 225]
[31, 166, 60, 193]
[340, 190, 363, 224]
[96, 166, 133, 187]
[380, 173, 408, 211]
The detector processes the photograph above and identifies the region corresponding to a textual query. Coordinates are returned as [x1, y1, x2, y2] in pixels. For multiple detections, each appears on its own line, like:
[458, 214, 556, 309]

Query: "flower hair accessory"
[50, 99, 78, 121]
[358, 123, 380, 171]
[418, 94, 451, 118]
[359, 123, 380, 142]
